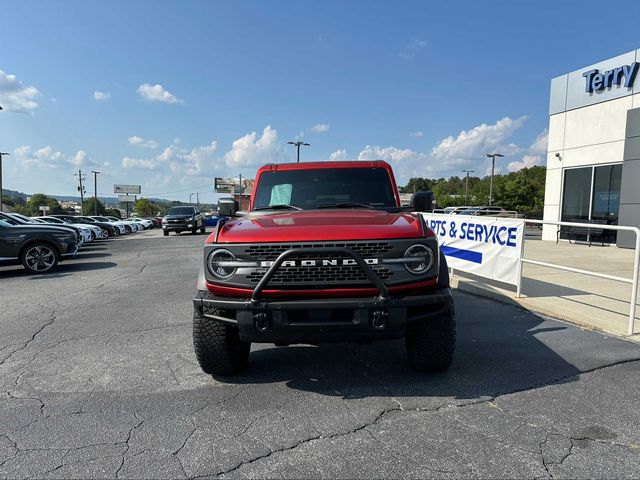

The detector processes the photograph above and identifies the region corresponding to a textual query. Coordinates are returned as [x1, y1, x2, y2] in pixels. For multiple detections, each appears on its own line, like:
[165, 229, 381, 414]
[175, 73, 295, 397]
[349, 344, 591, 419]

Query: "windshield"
[167, 207, 195, 216]
[252, 167, 397, 210]
[77, 217, 96, 223]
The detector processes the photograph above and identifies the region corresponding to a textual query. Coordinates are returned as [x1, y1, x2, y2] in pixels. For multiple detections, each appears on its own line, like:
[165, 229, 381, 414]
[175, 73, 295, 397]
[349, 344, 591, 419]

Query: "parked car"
[161, 206, 205, 236]
[456, 206, 512, 217]
[89, 216, 129, 235]
[0, 218, 79, 273]
[52, 215, 118, 238]
[104, 216, 140, 233]
[128, 217, 154, 229]
[0, 212, 90, 246]
[204, 215, 222, 227]
[36, 216, 106, 240]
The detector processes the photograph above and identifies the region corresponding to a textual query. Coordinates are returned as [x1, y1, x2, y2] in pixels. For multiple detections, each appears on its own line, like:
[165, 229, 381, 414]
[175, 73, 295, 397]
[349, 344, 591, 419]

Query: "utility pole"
[0, 152, 10, 213]
[484, 153, 504, 207]
[74, 170, 86, 214]
[91, 171, 100, 215]
[196, 192, 199, 205]
[189, 193, 193, 204]
[287, 141, 310, 163]
[461, 170, 474, 204]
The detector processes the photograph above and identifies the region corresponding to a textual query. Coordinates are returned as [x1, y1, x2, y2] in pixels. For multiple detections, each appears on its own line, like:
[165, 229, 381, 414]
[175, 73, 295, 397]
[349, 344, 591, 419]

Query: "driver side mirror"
[218, 197, 239, 217]
[411, 191, 435, 212]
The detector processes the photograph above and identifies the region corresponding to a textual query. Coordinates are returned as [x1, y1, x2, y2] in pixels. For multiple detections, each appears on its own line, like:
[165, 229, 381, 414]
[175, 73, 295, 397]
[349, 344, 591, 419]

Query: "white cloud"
[128, 135, 158, 149]
[329, 149, 348, 162]
[309, 123, 330, 133]
[0, 69, 39, 113]
[94, 91, 111, 101]
[529, 129, 548, 155]
[399, 39, 428, 60]
[431, 116, 526, 165]
[121, 141, 219, 177]
[409, 131, 424, 138]
[223, 125, 287, 167]
[137, 83, 180, 103]
[508, 154, 543, 172]
[13, 145, 92, 169]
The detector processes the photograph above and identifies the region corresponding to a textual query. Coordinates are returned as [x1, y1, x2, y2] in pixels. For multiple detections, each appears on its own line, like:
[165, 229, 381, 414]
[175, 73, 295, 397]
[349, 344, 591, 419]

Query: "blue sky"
[1, 0, 639, 203]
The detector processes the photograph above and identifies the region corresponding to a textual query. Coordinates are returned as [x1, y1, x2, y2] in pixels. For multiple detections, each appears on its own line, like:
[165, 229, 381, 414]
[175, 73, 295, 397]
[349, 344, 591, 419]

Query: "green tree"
[105, 208, 122, 218]
[399, 178, 433, 194]
[14, 193, 65, 216]
[134, 198, 157, 217]
[82, 198, 106, 216]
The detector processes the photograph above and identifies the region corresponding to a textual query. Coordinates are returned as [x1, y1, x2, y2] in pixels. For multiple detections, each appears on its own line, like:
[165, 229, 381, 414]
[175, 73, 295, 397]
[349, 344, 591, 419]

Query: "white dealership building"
[542, 49, 640, 247]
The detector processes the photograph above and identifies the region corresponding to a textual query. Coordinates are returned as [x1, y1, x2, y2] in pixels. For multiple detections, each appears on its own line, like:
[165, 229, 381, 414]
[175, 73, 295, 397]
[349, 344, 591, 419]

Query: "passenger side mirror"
[218, 197, 239, 217]
[411, 191, 435, 212]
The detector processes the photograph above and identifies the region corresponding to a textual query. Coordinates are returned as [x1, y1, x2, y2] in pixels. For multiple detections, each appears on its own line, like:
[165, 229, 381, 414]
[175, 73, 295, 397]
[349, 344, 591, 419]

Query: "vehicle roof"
[255, 160, 392, 175]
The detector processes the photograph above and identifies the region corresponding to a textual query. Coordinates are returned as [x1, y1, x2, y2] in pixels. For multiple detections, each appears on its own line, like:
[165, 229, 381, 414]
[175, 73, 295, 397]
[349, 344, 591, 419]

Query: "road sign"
[114, 184, 141, 194]
[38, 205, 50, 214]
[214, 177, 254, 194]
[118, 195, 136, 203]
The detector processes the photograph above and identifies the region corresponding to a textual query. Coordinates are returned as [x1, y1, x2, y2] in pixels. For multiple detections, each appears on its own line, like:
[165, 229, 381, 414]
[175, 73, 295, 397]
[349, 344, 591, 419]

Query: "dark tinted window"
[253, 168, 397, 210]
[167, 207, 196, 215]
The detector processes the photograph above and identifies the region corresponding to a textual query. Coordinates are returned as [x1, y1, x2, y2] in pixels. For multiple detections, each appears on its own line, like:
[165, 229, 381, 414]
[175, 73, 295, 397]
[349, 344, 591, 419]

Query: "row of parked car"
[0, 212, 159, 274]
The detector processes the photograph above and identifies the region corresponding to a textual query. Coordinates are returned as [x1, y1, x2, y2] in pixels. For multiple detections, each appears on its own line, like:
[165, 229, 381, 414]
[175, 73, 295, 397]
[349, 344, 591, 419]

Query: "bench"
[556, 220, 606, 247]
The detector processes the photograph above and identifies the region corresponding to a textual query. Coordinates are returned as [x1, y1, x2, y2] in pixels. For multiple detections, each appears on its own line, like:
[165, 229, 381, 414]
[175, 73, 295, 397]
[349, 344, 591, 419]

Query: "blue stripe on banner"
[441, 246, 483, 264]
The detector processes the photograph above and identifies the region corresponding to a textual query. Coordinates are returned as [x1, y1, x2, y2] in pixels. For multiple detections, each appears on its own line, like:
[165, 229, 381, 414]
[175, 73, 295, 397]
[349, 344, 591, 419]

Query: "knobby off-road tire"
[193, 306, 250, 376]
[405, 303, 456, 372]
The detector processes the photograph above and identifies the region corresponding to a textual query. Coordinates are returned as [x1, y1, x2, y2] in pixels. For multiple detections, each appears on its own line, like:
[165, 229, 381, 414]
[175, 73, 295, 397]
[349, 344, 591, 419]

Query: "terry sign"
[582, 62, 639, 93]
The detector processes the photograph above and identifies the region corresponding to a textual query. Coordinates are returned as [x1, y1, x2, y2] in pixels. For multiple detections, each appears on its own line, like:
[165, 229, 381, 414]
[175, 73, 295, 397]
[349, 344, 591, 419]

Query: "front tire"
[193, 307, 250, 376]
[405, 304, 456, 372]
[163, 230, 169, 237]
[200, 224, 206, 234]
[21, 243, 59, 274]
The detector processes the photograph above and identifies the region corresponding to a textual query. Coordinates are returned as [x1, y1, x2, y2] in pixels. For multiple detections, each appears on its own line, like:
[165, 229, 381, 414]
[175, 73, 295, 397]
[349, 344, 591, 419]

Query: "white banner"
[421, 213, 525, 286]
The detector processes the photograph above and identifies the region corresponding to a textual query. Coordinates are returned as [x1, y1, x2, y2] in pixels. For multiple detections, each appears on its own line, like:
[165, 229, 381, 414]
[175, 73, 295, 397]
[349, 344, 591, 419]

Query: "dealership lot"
[1, 230, 639, 479]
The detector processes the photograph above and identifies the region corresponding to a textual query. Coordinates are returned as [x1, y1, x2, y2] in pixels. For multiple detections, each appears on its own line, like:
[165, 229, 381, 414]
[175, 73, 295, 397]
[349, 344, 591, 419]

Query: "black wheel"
[200, 224, 206, 234]
[192, 226, 198, 235]
[405, 304, 456, 372]
[124, 225, 131, 234]
[193, 306, 250, 376]
[21, 243, 59, 274]
[112, 228, 120, 237]
[163, 230, 169, 237]
[89, 231, 96, 241]
[100, 228, 109, 238]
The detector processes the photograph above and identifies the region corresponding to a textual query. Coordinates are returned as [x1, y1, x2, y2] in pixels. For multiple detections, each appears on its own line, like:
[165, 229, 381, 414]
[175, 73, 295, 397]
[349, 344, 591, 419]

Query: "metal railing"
[517, 219, 640, 335]
[431, 208, 523, 218]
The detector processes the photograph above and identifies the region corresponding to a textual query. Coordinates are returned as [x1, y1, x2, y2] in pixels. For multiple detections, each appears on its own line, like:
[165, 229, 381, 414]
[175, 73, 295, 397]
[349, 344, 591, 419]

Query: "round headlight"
[207, 249, 237, 279]
[404, 244, 434, 275]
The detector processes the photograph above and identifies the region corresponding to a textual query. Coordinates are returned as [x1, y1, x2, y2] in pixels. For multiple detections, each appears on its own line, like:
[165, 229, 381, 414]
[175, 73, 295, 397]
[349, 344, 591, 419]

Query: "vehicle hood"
[214, 210, 425, 243]
[165, 215, 193, 220]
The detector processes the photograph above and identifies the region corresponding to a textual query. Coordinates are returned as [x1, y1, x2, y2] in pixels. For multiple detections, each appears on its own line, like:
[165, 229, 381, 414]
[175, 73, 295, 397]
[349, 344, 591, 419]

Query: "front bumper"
[163, 222, 194, 231]
[193, 287, 454, 343]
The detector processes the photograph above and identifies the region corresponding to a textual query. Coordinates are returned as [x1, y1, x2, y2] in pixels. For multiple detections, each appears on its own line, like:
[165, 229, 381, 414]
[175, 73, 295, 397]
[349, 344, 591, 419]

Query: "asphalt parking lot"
[1, 229, 640, 479]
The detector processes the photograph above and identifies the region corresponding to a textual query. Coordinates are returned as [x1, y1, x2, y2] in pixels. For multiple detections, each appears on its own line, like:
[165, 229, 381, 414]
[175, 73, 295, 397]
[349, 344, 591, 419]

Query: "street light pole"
[91, 171, 100, 215]
[287, 141, 310, 163]
[189, 193, 193, 204]
[484, 153, 504, 207]
[461, 170, 474, 204]
[0, 152, 10, 213]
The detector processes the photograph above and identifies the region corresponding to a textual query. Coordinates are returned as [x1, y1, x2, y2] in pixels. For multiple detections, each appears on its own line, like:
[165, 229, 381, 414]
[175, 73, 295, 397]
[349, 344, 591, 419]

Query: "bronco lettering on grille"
[259, 258, 380, 268]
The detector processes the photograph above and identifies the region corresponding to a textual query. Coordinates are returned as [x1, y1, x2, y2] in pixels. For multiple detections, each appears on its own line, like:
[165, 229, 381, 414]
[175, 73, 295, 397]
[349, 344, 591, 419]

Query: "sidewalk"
[451, 239, 640, 337]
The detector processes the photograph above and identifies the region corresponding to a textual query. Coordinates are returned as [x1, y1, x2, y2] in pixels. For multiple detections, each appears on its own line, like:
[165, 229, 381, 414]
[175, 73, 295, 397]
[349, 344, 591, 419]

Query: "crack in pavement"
[0, 309, 56, 367]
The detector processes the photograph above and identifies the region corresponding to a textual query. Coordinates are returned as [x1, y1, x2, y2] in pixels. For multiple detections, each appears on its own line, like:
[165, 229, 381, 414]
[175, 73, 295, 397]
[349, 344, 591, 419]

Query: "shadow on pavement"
[222, 293, 593, 401]
[0, 261, 118, 279]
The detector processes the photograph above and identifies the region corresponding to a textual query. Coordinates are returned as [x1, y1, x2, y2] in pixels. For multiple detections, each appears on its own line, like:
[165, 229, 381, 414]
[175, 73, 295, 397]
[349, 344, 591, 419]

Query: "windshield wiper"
[316, 202, 377, 209]
[253, 204, 303, 211]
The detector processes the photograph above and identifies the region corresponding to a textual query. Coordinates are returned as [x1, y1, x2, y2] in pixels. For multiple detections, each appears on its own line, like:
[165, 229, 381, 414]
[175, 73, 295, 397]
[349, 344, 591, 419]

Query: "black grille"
[246, 265, 392, 285]
[245, 242, 393, 261]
